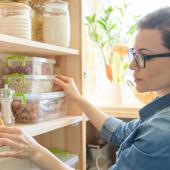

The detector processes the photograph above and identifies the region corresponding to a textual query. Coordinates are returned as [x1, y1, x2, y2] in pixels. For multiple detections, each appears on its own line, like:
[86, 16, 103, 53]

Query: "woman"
[1, 7, 170, 170]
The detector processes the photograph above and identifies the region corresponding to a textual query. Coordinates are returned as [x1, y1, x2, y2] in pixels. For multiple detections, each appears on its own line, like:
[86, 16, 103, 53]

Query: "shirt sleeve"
[100, 117, 139, 145]
[108, 113, 170, 170]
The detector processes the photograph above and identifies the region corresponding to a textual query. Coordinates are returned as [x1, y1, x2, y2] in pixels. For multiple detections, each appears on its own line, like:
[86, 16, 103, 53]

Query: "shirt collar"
[139, 93, 170, 122]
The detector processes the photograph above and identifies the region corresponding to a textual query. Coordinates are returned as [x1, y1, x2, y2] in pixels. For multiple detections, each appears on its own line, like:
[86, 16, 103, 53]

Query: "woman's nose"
[129, 59, 140, 71]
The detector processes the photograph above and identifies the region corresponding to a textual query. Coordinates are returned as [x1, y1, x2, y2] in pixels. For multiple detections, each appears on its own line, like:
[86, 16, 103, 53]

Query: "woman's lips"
[134, 78, 142, 83]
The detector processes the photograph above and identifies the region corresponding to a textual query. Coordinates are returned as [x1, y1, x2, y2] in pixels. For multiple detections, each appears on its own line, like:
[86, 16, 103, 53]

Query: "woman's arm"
[54, 75, 110, 131]
[0, 127, 73, 170]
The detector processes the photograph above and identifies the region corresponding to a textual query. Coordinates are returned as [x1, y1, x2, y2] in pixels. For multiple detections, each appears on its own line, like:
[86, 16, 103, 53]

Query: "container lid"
[6, 55, 56, 64]
[44, 0, 68, 12]
[3, 74, 55, 80]
[13, 91, 65, 100]
[0, 2, 31, 11]
[49, 148, 79, 167]
[26, 56, 56, 64]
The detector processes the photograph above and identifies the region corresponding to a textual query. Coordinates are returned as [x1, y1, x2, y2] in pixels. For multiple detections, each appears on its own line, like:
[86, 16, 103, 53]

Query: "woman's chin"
[135, 86, 147, 93]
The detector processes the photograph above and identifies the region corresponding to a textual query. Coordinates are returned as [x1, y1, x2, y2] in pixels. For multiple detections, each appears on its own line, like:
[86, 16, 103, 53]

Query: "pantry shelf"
[98, 105, 141, 119]
[0, 34, 79, 57]
[14, 115, 84, 137]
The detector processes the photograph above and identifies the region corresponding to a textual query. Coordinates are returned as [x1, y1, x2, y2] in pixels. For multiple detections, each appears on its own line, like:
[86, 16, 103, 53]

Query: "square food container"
[2, 74, 55, 93]
[0, 55, 56, 75]
[12, 92, 66, 124]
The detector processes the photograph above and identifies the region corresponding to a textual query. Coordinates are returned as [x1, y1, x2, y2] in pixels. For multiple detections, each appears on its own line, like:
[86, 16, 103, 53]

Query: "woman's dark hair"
[137, 7, 170, 50]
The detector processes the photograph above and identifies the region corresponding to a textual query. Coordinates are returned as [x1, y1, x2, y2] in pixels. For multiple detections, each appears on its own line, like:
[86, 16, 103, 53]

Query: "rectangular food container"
[12, 92, 66, 124]
[2, 74, 55, 93]
[49, 148, 79, 169]
[0, 55, 56, 75]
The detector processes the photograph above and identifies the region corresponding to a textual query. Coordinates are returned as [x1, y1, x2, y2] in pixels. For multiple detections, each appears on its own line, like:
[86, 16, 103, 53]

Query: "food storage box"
[2, 74, 55, 93]
[0, 55, 56, 75]
[49, 148, 79, 169]
[12, 92, 66, 124]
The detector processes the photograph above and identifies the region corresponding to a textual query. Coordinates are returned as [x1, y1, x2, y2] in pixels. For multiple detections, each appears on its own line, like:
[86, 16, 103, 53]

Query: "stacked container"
[12, 92, 65, 124]
[0, 55, 67, 124]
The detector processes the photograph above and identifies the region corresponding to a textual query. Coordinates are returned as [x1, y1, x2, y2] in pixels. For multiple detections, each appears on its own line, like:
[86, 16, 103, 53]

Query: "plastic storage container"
[49, 148, 79, 169]
[12, 92, 66, 123]
[2, 74, 55, 93]
[0, 2, 32, 39]
[1, 55, 56, 75]
[43, 0, 70, 47]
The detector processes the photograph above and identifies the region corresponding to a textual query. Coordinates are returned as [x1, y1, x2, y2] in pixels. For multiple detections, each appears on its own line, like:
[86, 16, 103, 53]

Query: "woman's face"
[129, 29, 170, 96]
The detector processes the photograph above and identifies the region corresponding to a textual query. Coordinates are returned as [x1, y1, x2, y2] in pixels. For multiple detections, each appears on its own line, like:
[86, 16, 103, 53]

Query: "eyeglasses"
[128, 48, 170, 68]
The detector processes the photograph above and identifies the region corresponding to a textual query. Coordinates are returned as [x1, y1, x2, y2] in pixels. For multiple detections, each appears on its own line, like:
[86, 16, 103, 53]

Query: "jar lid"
[13, 0, 30, 5]
[44, 0, 68, 12]
[0, 2, 31, 11]
[13, 92, 65, 100]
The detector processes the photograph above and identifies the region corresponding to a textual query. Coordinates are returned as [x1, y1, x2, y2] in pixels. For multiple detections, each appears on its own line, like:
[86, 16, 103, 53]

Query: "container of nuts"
[2, 74, 55, 93]
[12, 91, 66, 124]
[0, 55, 56, 75]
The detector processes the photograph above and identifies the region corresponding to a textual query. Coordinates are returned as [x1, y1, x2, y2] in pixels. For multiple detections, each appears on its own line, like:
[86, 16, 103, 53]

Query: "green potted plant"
[86, 2, 140, 83]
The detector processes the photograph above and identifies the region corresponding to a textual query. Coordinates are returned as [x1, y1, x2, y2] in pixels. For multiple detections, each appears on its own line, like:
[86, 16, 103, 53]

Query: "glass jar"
[31, 0, 52, 41]
[43, 0, 70, 47]
[0, 84, 15, 126]
[12, 0, 30, 4]
[31, 2, 44, 41]
[0, 2, 32, 39]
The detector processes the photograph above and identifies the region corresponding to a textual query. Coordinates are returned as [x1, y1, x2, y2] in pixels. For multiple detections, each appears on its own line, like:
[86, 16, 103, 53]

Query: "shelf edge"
[14, 115, 83, 137]
[0, 34, 79, 56]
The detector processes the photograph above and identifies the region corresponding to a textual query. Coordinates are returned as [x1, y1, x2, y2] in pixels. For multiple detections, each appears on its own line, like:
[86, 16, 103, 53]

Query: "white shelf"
[14, 116, 83, 137]
[0, 34, 79, 57]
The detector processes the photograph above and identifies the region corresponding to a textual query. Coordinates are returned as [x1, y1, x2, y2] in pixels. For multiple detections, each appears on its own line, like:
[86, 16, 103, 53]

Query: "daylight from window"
[83, 0, 170, 107]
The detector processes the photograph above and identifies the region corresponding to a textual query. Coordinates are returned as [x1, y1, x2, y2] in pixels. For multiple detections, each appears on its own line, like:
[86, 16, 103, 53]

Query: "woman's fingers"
[0, 133, 23, 143]
[55, 75, 73, 82]
[0, 138, 21, 149]
[54, 77, 66, 87]
[0, 150, 22, 157]
[0, 127, 22, 135]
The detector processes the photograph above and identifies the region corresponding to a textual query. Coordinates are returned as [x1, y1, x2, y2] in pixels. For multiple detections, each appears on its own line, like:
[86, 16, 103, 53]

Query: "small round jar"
[43, 0, 70, 47]
[0, 2, 32, 39]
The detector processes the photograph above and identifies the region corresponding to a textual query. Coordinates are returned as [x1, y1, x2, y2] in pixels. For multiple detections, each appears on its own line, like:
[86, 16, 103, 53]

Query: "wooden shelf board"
[98, 105, 142, 119]
[0, 34, 79, 57]
[14, 115, 83, 137]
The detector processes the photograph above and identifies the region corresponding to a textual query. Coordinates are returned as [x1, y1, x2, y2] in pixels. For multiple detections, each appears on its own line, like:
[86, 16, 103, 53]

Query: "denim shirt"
[101, 93, 170, 170]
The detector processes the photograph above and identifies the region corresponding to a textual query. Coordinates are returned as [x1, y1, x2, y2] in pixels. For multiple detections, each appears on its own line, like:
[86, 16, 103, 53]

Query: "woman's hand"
[0, 127, 42, 161]
[54, 75, 82, 102]
[0, 127, 74, 170]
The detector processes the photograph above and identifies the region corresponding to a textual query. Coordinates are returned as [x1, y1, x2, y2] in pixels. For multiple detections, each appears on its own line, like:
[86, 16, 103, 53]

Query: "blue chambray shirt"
[101, 93, 170, 170]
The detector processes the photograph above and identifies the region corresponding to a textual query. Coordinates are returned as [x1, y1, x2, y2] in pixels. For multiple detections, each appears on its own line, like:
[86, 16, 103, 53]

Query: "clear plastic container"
[12, 92, 66, 124]
[2, 74, 55, 93]
[43, 0, 70, 47]
[0, 2, 32, 39]
[1, 55, 56, 75]
[49, 148, 79, 168]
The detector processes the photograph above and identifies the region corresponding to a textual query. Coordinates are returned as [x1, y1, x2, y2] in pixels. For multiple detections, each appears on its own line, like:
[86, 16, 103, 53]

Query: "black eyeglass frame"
[128, 48, 170, 68]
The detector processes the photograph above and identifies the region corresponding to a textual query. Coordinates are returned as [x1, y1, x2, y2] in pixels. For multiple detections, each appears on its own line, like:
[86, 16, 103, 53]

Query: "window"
[82, 0, 170, 107]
